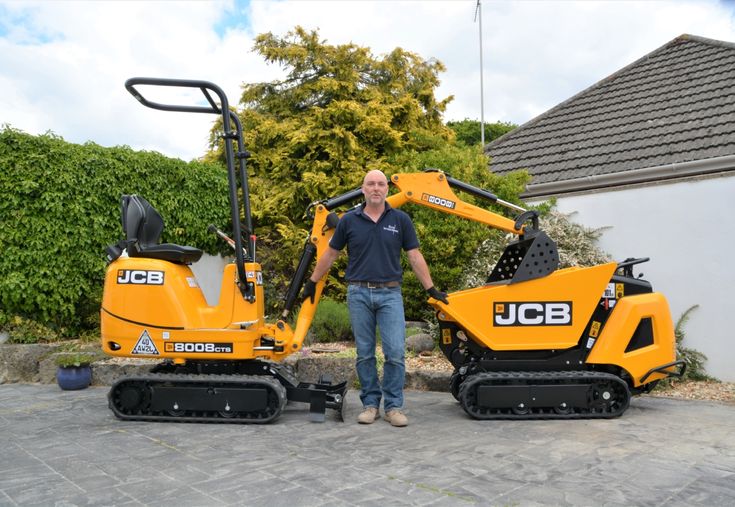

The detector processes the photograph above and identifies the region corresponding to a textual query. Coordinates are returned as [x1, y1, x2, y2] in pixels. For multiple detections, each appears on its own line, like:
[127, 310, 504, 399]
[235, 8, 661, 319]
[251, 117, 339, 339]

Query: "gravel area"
[650, 379, 735, 404]
[307, 343, 735, 404]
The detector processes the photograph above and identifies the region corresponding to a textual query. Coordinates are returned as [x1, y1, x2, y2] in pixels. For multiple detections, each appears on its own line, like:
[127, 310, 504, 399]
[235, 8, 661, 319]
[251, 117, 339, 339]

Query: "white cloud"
[1, 0, 734, 160]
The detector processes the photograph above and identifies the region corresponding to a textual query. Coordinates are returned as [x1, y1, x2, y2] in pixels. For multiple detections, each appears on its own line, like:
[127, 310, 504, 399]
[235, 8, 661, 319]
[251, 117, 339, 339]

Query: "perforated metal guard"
[488, 230, 559, 284]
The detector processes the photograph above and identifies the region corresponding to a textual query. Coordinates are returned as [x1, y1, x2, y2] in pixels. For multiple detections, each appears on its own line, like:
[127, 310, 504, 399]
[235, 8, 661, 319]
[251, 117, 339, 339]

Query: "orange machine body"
[585, 292, 677, 386]
[437, 263, 616, 351]
[101, 257, 294, 363]
[431, 262, 678, 388]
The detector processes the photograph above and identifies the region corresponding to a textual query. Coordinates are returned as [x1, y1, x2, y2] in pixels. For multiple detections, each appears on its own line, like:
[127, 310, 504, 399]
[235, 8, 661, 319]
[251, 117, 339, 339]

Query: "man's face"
[362, 171, 389, 206]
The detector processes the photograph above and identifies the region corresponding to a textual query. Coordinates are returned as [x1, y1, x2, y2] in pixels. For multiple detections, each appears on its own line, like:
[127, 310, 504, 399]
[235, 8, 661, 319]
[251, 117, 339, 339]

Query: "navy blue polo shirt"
[329, 202, 419, 283]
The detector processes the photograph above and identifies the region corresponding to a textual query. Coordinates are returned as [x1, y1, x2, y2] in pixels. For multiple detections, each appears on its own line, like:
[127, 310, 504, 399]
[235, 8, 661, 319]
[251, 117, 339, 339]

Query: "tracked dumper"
[304, 172, 685, 420]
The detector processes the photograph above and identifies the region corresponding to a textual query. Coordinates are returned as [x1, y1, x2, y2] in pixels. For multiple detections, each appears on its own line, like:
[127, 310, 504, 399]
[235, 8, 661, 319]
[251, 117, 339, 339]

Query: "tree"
[446, 119, 517, 146]
[212, 27, 528, 318]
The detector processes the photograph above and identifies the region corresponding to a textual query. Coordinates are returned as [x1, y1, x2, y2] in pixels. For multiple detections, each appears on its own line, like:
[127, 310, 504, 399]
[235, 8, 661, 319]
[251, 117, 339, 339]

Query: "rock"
[0, 344, 61, 383]
[91, 358, 157, 386]
[405, 368, 451, 392]
[294, 356, 356, 386]
[406, 333, 435, 354]
[38, 356, 58, 384]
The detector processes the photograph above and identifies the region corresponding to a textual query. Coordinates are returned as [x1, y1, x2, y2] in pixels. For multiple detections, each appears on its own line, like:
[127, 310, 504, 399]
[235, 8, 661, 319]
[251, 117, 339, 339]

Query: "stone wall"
[0, 344, 450, 392]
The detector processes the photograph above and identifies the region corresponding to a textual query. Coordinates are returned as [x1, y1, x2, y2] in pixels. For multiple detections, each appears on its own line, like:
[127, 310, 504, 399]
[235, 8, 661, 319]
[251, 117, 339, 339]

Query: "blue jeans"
[347, 284, 406, 412]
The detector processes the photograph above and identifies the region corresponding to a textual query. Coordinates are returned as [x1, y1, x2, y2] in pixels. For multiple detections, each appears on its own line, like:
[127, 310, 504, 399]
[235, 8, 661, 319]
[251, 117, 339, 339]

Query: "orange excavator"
[101, 78, 685, 423]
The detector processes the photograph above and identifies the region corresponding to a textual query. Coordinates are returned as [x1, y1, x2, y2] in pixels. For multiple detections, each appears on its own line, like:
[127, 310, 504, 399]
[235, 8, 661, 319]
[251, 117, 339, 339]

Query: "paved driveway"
[1, 384, 734, 506]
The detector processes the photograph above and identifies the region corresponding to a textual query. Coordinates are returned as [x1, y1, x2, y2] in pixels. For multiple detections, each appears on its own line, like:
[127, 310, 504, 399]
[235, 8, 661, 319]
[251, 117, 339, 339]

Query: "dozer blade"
[286, 380, 349, 422]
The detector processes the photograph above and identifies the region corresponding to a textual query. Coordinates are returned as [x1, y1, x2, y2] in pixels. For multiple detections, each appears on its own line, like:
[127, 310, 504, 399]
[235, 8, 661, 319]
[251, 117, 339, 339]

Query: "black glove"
[427, 286, 448, 305]
[302, 279, 317, 304]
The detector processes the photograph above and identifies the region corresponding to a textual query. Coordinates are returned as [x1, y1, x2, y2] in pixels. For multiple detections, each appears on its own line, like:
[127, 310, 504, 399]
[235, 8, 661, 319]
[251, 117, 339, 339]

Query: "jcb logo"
[117, 270, 164, 285]
[494, 301, 572, 326]
[421, 193, 456, 209]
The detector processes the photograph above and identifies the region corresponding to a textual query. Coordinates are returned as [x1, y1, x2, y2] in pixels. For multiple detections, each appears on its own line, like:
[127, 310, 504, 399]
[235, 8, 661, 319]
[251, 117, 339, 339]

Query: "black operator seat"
[121, 195, 203, 264]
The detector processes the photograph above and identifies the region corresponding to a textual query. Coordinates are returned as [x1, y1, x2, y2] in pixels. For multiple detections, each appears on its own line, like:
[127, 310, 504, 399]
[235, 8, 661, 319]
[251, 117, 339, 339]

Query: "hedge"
[0, 127, 230, 336]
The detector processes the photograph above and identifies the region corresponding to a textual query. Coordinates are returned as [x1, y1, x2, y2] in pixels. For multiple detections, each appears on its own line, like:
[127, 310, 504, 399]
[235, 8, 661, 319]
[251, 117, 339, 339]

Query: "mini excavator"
[102, 78, 685, 424]
[102, 78, 348, 423]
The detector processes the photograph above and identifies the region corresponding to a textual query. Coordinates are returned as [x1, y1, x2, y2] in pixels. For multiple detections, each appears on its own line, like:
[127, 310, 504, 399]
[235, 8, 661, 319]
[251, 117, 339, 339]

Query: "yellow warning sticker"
[615, 283, 624, 299]
[442, 328, 452, 345]
[590, 321, 601, 338]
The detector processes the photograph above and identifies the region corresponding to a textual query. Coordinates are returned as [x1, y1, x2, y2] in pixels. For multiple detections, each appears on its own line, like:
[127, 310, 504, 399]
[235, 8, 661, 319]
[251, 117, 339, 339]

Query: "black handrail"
[124, 77, 252, 299]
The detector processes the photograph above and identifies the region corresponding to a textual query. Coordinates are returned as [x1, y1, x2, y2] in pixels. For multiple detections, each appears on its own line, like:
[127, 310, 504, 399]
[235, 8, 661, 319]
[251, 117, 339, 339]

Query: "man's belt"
[349, 281, 401, 288]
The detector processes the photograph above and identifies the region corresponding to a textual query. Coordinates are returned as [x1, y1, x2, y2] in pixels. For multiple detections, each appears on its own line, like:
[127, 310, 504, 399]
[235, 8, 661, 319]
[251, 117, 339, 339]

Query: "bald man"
[303, 170, 447, 427]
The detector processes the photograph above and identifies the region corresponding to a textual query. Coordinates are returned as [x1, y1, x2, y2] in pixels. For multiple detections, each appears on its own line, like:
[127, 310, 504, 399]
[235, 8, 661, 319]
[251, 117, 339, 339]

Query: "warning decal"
[603, 283, 616, 299]
[442, 328, 452, 345]
[131, 330, 160, 355]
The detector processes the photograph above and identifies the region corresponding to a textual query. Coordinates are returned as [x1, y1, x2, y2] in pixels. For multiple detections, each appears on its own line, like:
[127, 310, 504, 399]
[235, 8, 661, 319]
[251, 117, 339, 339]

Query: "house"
[486, 34, 735, 381]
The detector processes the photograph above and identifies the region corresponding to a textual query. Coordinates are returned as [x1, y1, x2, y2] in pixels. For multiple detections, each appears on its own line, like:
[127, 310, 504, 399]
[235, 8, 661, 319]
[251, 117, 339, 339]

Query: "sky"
[1, 0, 734, 161]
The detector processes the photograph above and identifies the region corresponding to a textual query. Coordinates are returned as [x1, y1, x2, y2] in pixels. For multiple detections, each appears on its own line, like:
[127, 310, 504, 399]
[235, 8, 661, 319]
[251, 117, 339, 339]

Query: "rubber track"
[108, 373, 287, 424]
[458, 370, 631, 420]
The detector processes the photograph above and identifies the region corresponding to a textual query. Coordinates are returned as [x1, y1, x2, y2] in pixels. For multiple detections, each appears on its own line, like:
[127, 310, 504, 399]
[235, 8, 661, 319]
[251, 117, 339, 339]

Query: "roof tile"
[487, 35, 735, 187]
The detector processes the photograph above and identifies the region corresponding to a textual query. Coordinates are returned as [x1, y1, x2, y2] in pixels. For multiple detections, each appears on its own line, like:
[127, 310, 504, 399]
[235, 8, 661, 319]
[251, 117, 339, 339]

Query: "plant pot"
[56, 365, 92, 390]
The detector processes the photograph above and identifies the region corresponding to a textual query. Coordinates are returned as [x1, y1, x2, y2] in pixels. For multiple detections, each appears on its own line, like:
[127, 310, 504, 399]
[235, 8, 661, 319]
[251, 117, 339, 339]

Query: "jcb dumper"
[306, 171, 685, 419]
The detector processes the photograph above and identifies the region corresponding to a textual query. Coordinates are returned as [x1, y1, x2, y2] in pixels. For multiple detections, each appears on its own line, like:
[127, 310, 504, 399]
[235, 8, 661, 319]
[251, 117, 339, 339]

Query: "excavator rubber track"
[458, 370, 631, 420]
[108, 373, 287, 424]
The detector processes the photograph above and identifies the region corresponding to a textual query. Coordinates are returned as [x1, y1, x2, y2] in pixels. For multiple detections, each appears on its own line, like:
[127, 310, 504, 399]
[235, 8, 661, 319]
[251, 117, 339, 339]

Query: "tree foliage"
[214, 26, 529, 317]
[446, 119, 517, 146]
[0, 127, 229, 337]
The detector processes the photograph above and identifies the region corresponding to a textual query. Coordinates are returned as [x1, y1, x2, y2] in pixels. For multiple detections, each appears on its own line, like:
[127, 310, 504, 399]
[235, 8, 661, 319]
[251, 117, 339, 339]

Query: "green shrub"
[673, 305, 714, 381]
[309, 298, 353, 343]
[0, 127, 230, 338]
[54, 351, 102, 368]
[1, 313, 59, 343]
[446, 119, 517, 146]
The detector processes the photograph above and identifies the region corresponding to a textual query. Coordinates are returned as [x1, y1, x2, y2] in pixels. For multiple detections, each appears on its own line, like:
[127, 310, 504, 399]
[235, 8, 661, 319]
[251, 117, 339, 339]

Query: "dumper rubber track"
[108, 373, 287, 424]
[458, 370, 630, 420]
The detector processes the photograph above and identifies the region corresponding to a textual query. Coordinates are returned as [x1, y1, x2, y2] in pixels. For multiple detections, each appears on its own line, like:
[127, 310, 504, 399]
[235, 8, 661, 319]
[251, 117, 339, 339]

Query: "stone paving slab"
[1, 384, 734, 506]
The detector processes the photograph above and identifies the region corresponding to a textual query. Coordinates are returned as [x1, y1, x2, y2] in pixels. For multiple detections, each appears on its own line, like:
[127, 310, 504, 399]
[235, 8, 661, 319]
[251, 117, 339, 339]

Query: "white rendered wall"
[532, 174, 734, 381]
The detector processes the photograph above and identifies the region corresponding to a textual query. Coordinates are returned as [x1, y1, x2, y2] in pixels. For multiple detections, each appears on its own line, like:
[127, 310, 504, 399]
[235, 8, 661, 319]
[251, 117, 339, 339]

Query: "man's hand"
[302, 279, 317, 304]
[426, 286, 448, 305]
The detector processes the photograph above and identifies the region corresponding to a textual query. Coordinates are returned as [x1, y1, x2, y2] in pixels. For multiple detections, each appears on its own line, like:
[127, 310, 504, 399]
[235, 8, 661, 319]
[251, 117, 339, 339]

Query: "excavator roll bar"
[124, 77, 256, 300]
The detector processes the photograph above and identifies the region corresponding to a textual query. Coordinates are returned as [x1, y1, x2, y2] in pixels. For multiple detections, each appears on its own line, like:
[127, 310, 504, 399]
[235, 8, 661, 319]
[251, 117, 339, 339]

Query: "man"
[302, 169, 447, 427]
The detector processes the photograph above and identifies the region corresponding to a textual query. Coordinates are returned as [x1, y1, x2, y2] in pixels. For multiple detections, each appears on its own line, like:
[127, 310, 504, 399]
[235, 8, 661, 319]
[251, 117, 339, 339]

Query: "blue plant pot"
[56, 366, 92, 390]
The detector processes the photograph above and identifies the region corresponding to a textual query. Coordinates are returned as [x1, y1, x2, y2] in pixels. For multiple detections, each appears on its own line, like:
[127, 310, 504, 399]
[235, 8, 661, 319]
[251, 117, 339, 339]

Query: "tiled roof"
[485, 34, 735, 193]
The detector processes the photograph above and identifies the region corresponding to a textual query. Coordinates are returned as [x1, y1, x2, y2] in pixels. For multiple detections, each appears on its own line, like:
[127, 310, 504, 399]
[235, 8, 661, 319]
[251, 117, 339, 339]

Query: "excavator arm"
[386, 170, 525, 234]
[283, 169, 535, 351]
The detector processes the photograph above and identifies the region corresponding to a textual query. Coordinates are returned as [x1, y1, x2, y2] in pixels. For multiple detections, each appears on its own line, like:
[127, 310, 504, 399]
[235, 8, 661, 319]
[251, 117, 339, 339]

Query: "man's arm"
[309, 247, 341, 282]
[302, 247, 341, 303]
[406, 248, 449, 305]
[406, 248, 433, 289]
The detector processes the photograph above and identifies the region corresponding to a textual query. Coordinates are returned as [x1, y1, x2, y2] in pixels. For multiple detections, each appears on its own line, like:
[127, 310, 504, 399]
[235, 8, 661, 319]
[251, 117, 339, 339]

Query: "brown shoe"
[384, 409, 408, 427]
[357, 406, 379, 424]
